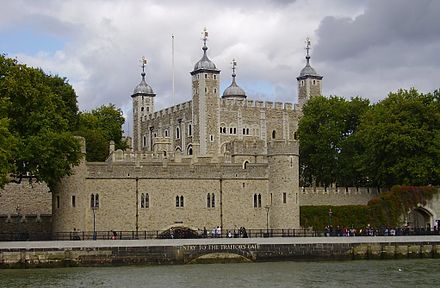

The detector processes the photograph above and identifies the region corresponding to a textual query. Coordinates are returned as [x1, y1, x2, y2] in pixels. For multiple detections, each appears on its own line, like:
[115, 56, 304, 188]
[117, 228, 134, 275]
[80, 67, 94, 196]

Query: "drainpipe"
[220, 177, 223, 234]
[136, 177, 139, 238]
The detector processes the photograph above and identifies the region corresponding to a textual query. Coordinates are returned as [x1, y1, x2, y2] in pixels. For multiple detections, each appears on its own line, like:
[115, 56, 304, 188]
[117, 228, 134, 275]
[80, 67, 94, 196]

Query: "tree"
[0, 54, 81, 190]
[356, 89, 440, 187]
[76, 104, 127, 161]
[298, 96, 370, 187]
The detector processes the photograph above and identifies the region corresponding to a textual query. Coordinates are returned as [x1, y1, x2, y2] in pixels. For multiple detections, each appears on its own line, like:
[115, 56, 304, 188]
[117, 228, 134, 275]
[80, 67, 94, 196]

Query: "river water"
[1, 259, 439, 288]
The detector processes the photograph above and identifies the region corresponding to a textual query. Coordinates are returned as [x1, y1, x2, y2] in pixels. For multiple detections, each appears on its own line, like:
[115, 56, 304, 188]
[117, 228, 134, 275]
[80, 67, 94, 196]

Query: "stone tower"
[190, 29, 221, 156]
[296, 38, 322, 106]
[132, 57, 156, 152]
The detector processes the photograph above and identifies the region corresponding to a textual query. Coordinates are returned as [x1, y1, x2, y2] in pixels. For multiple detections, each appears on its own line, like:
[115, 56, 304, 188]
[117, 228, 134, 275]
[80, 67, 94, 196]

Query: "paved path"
[1, 236, 440, 250]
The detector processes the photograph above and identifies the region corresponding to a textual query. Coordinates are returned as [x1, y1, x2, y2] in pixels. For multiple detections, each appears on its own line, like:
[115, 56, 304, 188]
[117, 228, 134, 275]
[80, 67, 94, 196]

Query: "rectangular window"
[283, 192, 287, 204]
[71, 195, 76, 208]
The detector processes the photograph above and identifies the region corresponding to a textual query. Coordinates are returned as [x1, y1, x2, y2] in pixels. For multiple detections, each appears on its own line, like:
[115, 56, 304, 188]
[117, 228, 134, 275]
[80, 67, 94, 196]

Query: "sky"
[1, 0, 439, 135]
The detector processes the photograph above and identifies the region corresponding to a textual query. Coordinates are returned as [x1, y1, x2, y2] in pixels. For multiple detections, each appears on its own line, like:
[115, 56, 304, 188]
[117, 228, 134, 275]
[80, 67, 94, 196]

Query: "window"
[233, 128, 237, 134]
[214, 88, 217, 94]
[313, 80, 316, 85]
[176, 195, 184, 207]
[246, 128, 249, 135]
[213, 75, 217, 80]
[91, 193, 99, 208]
[176, 127, 180, 139]
[143, 136, 147, 147]
[71, 195, 76, 208]
[283, 192, 287, 204]
[205, 74, 208, 79]
[205, 87, 207, 93]
[272, 130, 276, 139]
[141, 107, 144, 112]
[187, 145, 193, 155]
[211, 193, 215, 208]
[141, 193, 145, 208]
[243, 161, 249, 169]
[294, 132, 298, 140]
[164, 129, 169, 137]
[210, 135, 214, 142]
[188, 124, 192, 136]
[253, 194, 261, 208]
[145, 193, 149, 208]
[207, 193, 211, 208]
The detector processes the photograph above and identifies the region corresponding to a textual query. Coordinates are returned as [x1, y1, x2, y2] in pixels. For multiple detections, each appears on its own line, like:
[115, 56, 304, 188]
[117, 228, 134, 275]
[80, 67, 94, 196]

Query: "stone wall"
[1, 237, 439, 268]
[299, 187, 379, 206]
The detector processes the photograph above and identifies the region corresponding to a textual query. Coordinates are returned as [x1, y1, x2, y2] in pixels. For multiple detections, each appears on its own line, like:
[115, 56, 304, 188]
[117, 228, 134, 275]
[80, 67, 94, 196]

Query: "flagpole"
[172, 34, 175, 106]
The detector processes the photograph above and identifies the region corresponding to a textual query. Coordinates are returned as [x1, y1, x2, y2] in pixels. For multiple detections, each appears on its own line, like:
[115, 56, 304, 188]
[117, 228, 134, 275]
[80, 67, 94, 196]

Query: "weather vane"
[140, 56, 147, 73]
[231, 59, 237, 76]
[202, 27, 208, 46]
[305, 37, 311, 57]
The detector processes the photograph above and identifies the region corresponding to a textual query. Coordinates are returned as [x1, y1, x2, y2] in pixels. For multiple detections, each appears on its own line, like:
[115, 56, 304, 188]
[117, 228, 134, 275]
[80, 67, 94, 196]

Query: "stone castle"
[50, 33, 324, 234]
[5, 34, 436, 237]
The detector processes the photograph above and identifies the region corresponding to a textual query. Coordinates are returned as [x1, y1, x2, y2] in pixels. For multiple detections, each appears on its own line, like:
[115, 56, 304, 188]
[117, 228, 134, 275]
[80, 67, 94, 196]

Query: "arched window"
[91, 194, 95, 208]
[145, 193, 149, 208]
[272, 130, 276, 139]
[211, 193, 215, 208]
[187, 145, 193, 155]
[164, 129, 169, 137]
[176, 127, 180, 139]
[141, 193, 145, 208]
[253, 194, 257, 208]
[243, 161, 249, 169]
[180, 196, 184, 207]
[258, 194, 262, 207]
[207, 193, 211, 208]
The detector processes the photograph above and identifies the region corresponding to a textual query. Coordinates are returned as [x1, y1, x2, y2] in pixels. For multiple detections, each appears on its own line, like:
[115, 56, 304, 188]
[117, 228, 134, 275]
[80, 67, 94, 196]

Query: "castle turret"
[190, 28, 221, 156]
[132, 57, 156, 152]
[296, 38, 322, 106]
[222, 59, 246, 100]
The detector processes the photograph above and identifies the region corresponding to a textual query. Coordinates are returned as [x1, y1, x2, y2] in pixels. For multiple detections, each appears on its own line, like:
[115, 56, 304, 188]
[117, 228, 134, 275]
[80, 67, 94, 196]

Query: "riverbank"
[1, 236, 440, 268]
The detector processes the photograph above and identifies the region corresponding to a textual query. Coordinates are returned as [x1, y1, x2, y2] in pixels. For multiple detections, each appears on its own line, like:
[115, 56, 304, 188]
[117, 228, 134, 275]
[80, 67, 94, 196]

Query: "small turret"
[296, 37, 323, 106]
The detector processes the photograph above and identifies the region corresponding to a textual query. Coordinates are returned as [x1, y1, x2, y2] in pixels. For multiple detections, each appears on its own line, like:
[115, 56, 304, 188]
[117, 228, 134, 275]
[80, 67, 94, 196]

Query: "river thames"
[1, 259, 439, 288]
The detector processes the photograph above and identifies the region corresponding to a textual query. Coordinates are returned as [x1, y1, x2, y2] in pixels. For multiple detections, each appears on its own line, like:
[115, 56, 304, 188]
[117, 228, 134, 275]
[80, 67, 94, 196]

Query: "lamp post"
[328, 208, 333, 236]
[15, 205, 21, 241]
[92, 206, 97, 240]
[265, 205, 271, 237]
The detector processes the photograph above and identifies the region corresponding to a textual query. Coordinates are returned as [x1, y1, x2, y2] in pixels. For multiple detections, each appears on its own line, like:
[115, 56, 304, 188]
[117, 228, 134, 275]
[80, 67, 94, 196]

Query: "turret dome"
[222, 59, 246, 99]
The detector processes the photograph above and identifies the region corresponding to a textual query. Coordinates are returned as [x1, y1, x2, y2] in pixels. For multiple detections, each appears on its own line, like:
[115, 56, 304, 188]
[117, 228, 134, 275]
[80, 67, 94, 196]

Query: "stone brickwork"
[299, 187, 380, 206]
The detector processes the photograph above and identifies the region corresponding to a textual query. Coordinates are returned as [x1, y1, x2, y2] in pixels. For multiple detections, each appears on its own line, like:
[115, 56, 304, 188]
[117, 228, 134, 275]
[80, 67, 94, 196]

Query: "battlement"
[220, 98, 297, 111]
[299, 186, 380, 206]
[145, 100, 192, 121]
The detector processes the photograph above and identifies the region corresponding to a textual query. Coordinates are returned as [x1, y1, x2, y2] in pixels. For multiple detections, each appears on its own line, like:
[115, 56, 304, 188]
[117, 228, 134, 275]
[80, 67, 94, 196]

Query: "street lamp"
[265, 205, 271, 237]
[16, 205, 21, 241]
[328, 208, 333, 236]
[92, 206, 97, 240]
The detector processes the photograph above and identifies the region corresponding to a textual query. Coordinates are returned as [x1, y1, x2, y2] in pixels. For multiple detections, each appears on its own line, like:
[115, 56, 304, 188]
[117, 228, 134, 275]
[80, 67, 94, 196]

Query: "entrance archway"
[407, 207, 433, 230]
[158, 226, 199, 239]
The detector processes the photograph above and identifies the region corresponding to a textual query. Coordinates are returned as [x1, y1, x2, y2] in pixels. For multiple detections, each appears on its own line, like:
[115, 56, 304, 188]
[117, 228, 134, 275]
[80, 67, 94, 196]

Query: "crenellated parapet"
[220, 98, 297, 111]
[143, 101, 192, 121]
[299, 186, 380, 206]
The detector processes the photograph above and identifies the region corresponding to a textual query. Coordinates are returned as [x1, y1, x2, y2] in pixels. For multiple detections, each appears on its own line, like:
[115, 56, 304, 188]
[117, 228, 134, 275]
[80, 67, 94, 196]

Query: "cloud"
[314, 0, 440, 101]
[1, 0, 438, 134]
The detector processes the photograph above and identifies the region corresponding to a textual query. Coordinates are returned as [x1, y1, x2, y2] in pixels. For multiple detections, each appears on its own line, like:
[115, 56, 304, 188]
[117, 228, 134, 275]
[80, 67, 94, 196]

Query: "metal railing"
[0, 227, 438, 242]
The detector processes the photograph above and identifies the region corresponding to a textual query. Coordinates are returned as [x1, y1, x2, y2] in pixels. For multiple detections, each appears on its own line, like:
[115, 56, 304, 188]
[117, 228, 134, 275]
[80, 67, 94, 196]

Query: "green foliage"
[301, 186, 437, 229]
[76, 104, 126, 161]
[300, 205, 370, 230]
[356, 89, 440, 187]
[0, 54, 81, 191]
[298, 96, 370, 186]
